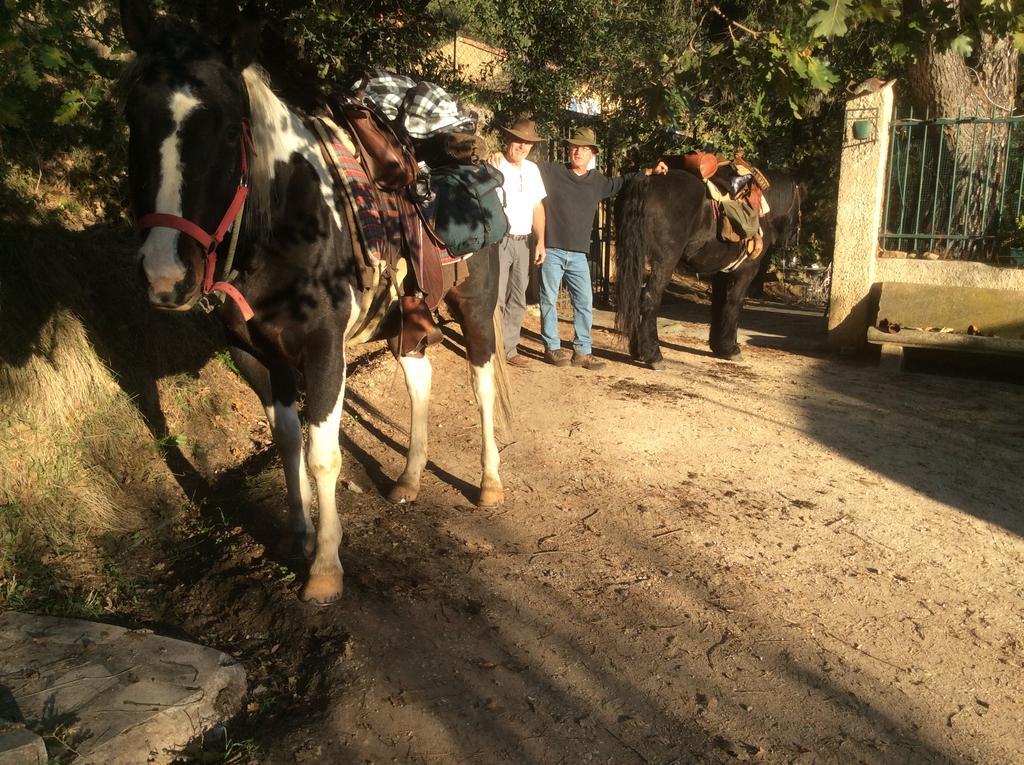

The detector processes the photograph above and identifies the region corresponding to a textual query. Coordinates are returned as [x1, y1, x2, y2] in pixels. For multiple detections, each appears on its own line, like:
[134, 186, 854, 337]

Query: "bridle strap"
[199, 181, 250, 293]
[209, 281, 254, 321]
[138, 213, 215, 251]
[136, 121, 255, 320]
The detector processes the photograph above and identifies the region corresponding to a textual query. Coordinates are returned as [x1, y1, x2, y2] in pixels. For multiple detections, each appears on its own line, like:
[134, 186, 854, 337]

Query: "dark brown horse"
[615, 170, 803, 366]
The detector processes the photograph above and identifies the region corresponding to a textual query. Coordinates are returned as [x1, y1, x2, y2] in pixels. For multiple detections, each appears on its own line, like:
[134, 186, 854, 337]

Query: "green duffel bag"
[428, 163, 509, 256]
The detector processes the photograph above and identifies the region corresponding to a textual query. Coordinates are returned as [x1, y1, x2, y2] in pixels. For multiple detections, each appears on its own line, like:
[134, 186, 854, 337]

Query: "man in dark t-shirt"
[537, 128, 667, 370]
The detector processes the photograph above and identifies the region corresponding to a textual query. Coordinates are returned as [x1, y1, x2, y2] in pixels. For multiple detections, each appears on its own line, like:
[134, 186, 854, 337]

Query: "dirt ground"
[137, 283, 1024, 765]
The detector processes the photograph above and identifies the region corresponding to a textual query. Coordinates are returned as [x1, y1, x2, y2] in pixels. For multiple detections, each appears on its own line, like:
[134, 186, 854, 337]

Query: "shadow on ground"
[645, 286, 1022, 538]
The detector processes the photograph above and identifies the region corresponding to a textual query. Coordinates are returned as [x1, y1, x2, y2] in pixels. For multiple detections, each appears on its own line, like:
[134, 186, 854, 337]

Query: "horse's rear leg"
[469, 358, 502, 507]
[446, 261, 505, 507]
[635, 253, 679, 369]
[390, 355, 432, 503]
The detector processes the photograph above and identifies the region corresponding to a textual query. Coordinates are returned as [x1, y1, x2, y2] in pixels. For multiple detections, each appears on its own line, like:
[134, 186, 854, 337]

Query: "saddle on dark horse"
[666, 151, 770, 267]
[310, 75, 509, 357]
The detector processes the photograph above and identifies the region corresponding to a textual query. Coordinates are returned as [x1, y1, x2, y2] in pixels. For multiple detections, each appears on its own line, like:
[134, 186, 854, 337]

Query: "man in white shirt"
[495, 117, 547, 366]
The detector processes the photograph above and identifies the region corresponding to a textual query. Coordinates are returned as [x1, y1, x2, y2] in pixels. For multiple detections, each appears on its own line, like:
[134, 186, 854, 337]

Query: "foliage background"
[3, 1, 1021, 260]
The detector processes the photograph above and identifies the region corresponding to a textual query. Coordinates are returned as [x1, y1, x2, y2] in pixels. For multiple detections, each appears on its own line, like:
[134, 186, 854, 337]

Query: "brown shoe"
[543, 348, 571, 367]
[506, 353, 532, 367]
[571, 352, 606, 370]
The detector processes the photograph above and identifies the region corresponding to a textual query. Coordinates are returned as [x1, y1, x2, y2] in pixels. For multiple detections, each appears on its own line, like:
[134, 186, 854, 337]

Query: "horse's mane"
[764, 171, 802, 217]
[241, 66, 283, 238]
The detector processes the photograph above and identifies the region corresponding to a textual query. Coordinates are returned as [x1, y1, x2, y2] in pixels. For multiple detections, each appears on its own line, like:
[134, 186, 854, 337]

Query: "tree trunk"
[906, 30, 1019, 258]
[907, 31, 1018, 118]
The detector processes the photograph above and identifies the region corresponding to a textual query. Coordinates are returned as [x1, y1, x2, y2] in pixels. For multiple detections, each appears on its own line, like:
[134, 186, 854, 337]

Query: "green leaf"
[53, 89, 84, 125]
[890, 42, 910, 59]
[949, 33, 973, 57]
[788, 50, 808, 78]
[807, 0, 852, 39]
[858, 0, 895, 22]
[37, 45, 66, 70]
[0, 97, 21, 127]
[0, 30, 18, 52]
[805, 56, 839, 91]
[53, 101, 82, 125]
[1015, 31, 1024, 53]
[18, 60, 40, 89]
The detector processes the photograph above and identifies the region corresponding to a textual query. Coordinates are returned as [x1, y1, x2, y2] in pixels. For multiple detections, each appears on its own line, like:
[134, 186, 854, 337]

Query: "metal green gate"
[880, 107, 1024, 263]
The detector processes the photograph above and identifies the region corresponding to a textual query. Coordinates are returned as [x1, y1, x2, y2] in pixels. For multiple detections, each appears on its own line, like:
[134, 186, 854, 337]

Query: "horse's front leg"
[390, 354, 432, 503]
[709, 263, 758, 359]
[301, 355, 347, 605]
[469, 358, 503, 508]
[267, 399, 314, 558]
[229, 349, 313, 559]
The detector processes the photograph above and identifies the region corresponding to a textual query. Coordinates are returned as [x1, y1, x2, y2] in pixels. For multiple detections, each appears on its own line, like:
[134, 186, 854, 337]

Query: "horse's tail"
[491, 306, 514, 438]
[614, 174, 651, 342]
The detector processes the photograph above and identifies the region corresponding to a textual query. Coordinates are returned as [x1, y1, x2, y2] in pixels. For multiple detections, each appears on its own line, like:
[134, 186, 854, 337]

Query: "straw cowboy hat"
[565, 126, 600, 152]
[500, 117, 545, 143]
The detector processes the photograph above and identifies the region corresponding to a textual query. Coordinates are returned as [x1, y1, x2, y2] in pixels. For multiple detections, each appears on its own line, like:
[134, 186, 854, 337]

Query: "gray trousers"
[497, 236, 530, 358]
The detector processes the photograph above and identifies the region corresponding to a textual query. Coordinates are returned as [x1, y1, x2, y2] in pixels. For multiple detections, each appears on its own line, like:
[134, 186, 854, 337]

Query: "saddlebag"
[423, 163, 509, 256]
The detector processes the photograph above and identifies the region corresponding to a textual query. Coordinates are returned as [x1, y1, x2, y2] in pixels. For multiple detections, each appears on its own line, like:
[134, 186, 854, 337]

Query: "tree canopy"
[438, 0, 1021, 156]
[1, 0, 1019, 254]
[3, 1, 1019, 138]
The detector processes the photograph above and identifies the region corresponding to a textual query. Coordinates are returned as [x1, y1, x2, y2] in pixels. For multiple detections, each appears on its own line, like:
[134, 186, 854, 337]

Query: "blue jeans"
[539, 247, 593, 355]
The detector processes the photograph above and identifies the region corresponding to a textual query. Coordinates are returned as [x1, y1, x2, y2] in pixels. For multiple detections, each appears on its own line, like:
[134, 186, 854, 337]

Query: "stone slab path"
[0, 611, 245, 764]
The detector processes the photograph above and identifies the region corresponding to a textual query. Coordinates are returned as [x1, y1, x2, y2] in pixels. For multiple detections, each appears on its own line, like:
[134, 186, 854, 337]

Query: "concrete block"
[0, 612, 246, 765]
[0, 727, 47, 765]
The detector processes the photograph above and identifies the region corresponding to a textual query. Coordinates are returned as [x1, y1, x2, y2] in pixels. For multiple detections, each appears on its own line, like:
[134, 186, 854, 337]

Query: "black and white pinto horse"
[119, 1, 508, 605]
[615, 170, 802, 367]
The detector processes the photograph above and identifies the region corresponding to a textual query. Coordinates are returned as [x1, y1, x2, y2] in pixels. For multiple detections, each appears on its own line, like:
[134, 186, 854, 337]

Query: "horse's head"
[763, 171, 804, 251]
[120, 0, 259, 310]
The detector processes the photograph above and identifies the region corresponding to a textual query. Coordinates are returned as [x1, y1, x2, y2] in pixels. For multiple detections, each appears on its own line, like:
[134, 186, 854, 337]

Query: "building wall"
[440, 37, 507, 89]
[827, 83, 1024, 349]
[877, 259, 1024, 290]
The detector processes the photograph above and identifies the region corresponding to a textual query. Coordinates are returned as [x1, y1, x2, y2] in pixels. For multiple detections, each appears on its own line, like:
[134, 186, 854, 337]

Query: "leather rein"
[136, 120, 256, 321]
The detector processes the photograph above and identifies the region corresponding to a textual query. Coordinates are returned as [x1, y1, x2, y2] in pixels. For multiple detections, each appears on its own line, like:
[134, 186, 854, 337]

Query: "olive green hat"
[565, 126, 600, 153]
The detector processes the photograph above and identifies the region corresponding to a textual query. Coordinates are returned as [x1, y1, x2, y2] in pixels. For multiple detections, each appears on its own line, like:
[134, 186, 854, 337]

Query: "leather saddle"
[709, 164, 753, 200]
[310, 99, 453, 358]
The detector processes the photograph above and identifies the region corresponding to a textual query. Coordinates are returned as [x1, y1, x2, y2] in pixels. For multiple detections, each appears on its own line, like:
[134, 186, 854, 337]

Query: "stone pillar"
[827, 82, 895, 350]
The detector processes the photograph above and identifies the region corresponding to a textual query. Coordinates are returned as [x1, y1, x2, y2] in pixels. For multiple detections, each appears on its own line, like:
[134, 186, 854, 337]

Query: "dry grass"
[0, 130, 259, 613]
[0, 306, 153, 577]
[0, 140, 160, 602]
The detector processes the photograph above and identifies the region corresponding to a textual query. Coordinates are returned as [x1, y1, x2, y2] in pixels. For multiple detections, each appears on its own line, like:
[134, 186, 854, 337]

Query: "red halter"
[137, 120, 255, 321]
